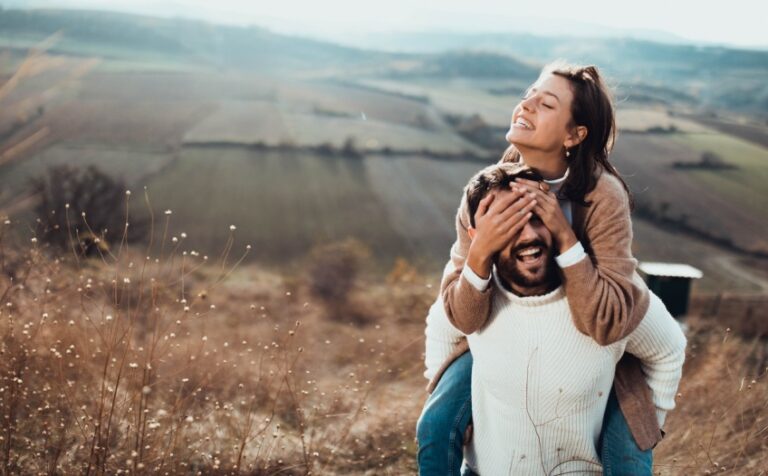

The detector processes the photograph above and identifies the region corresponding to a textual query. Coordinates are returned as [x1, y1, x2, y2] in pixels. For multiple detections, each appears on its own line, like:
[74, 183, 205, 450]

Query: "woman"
[416, 61, 667, 475]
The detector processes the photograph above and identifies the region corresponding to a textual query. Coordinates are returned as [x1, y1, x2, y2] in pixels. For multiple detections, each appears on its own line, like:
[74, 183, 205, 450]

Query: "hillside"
[1, 7, 767, 292]
[342, 31, 768, 116]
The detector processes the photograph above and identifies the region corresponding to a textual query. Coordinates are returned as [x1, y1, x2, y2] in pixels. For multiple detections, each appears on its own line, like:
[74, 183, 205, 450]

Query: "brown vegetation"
[1, 188, 767, 474]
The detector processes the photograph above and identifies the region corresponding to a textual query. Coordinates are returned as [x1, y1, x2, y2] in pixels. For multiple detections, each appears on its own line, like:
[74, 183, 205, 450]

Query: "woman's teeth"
[515, 118, 533, 130]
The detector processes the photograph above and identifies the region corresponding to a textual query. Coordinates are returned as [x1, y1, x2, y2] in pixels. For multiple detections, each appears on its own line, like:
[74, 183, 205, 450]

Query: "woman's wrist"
[556, 229, 579, 254]
[467, 242, 493, 279]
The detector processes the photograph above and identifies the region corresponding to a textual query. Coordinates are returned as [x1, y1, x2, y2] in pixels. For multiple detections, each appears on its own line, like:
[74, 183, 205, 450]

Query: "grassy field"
[0, 142, 174, 195]
[142, 148, 411, 270]
[611, 132, 768, 255]
[0, 229, 765, 474]
[615, 107, 710, 133]
[668, 132, 768, 246]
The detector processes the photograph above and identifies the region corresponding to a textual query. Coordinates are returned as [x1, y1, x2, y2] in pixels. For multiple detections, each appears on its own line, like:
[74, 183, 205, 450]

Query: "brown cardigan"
[433, 166, 663, 451]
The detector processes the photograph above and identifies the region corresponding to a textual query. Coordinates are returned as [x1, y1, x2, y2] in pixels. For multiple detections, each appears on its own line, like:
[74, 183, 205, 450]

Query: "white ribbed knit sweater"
[459, 270, 686, 475]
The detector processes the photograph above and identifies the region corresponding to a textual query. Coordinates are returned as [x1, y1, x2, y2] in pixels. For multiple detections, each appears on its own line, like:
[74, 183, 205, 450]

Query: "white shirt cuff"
[462, 264, 491, 292]
[555, 241, 587, 268]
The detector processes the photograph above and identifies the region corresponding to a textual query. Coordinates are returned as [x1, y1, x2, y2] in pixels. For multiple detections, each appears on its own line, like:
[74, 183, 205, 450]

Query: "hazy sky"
[10, 0, 768, 49]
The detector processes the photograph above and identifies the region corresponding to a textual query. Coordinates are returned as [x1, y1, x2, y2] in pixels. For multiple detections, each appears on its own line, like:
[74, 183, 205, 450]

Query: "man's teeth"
[518, 247, 541, 257]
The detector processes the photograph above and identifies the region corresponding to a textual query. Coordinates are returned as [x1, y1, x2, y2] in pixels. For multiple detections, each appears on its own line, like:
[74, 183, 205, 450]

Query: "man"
[418, 163, 686, 475]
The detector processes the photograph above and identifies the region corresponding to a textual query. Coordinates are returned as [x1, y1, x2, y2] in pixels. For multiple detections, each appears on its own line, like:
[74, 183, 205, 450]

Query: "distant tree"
[700, 151, 726, 167]
[306, 238, 371, 323]
[672, 150, 736, 170]
[341, 137, 362, 158]
[30, 165, 147, 257]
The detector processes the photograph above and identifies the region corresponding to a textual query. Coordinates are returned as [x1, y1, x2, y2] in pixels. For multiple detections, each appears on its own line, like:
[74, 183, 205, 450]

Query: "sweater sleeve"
[623, 291, 687, 427]
[439, 191, 496, 334]
[560, 172, 651, 345]
[424, 262, 467, 380]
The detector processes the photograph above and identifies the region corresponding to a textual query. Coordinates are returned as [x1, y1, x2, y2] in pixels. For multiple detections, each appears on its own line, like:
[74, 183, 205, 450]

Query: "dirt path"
[712, 255, 768, 292]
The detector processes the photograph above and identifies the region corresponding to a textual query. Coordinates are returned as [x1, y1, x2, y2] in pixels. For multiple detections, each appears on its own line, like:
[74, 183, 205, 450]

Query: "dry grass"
[1, 119, 766, 476]
[0, 189, 432, 475]
[1, 185, 768, 474]
[653, 316, 768, 475]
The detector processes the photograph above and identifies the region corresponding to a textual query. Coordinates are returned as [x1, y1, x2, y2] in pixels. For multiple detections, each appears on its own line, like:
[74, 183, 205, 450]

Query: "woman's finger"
[515, 178, 550, 193]
[488, 188, 525, 215]
[502, 211, 532, 238]
[497, 196, 537, 223]
[476, 193, 495, 217]
[519, 184, 558, 206]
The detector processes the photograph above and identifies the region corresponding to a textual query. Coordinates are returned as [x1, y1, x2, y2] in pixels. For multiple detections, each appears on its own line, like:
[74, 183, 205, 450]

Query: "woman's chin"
[505, 129, 531, 147]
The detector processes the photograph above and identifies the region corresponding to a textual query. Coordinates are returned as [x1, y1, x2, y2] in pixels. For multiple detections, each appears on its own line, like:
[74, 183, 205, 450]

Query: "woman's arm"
[439, 193, 494, 334]
[558, 172, 651, 345]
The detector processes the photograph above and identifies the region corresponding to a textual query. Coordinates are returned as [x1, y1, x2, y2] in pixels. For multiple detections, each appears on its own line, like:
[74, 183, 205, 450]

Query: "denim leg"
[598, 387, 653, 476]
[416, 351, 473, 476]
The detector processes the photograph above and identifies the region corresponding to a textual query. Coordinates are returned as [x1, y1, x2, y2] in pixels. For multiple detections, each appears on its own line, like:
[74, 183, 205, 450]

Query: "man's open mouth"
[515, 245, 544, 264]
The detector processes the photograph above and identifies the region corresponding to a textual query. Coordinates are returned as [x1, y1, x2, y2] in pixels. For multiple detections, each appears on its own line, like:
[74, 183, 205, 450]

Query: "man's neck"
[498, 275, 559, 298]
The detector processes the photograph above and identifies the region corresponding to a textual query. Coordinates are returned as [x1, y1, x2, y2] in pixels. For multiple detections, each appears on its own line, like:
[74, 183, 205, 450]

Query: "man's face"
[495, 210, 560, 296]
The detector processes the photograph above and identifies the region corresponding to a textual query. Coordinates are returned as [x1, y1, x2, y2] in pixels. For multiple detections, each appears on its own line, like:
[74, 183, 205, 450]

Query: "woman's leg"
[598, 386, 653, 476]
[416, 351, 473, 476]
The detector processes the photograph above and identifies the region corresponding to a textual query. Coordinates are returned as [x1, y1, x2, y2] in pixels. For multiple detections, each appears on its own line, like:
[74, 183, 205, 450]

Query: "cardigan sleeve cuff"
[462, 265, 491, 292]
[556, 241, 587, 268]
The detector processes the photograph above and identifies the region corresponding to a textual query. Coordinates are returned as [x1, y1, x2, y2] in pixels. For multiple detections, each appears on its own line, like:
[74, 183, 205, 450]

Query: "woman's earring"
[565, 148, 571, 158]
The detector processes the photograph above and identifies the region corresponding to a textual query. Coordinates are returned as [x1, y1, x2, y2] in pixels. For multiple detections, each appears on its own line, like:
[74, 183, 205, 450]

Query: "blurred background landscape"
[0, 2, 766, 474]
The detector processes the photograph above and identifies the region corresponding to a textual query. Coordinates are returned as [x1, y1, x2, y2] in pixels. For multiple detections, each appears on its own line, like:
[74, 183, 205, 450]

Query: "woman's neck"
[518, 149, 568, 180]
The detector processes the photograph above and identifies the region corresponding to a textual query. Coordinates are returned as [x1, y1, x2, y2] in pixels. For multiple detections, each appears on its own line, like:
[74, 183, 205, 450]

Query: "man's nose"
[518, 221, 538, 242]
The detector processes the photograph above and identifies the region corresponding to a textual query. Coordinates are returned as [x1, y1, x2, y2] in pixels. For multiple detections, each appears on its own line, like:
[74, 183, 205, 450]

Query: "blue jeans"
[417, 352, 474, 475]
[416, 352, 653, 476]
[598, 387, 654, 475]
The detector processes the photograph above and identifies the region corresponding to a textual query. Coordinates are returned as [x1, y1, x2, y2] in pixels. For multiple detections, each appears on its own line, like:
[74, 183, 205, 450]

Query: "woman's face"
[505, 73, 581, 155]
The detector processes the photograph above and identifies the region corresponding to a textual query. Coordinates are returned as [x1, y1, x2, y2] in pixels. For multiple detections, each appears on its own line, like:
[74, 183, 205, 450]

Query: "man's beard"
[497, 240, 561, 290]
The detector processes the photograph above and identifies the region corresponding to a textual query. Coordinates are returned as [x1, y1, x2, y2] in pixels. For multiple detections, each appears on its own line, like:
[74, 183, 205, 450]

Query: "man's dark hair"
[465, 163, 544, 228]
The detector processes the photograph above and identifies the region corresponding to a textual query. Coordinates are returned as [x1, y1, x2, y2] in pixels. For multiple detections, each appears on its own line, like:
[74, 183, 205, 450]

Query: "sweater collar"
[492, 266, 565, 307]
[544, 167, 569, 195]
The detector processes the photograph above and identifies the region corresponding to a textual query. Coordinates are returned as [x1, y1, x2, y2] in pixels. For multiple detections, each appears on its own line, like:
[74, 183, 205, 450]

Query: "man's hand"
[466, 188, 536, 279]
[513, 178, 578, 254]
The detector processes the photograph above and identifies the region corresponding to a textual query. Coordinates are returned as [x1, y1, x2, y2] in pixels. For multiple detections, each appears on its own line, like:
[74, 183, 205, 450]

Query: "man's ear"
[565, 125, 588, 148]
[468, 226, 477, 240]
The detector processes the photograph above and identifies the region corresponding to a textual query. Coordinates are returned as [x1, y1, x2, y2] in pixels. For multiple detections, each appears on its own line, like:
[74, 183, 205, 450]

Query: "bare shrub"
[305, 238, 371, 323]
[30, 164, 148, 256]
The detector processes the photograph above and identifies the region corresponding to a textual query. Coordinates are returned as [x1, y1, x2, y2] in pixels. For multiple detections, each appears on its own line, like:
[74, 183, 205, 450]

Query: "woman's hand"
[466, 188, 537, 278]
[513, 178, 578, 254]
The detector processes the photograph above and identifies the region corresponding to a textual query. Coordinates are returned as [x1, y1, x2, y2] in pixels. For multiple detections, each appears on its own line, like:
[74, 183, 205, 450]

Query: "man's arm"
[623, 291, 687, 427]
[425, 261, 467, 380]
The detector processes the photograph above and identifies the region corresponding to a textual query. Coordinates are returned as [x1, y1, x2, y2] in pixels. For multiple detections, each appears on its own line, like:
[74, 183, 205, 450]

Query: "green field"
[669, 132, 768, 216]
[142, 148, 411, 269]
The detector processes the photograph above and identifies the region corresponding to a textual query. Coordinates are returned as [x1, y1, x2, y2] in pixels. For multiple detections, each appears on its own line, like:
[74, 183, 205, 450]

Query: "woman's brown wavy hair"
[500, 61, 632, 208]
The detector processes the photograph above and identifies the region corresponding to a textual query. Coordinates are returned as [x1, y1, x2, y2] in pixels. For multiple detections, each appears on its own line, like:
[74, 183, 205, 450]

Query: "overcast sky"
[7, 0, 768, 49]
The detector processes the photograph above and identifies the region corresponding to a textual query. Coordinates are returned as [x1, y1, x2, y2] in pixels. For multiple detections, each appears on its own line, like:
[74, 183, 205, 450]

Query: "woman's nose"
[519, 97, 534, 113]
